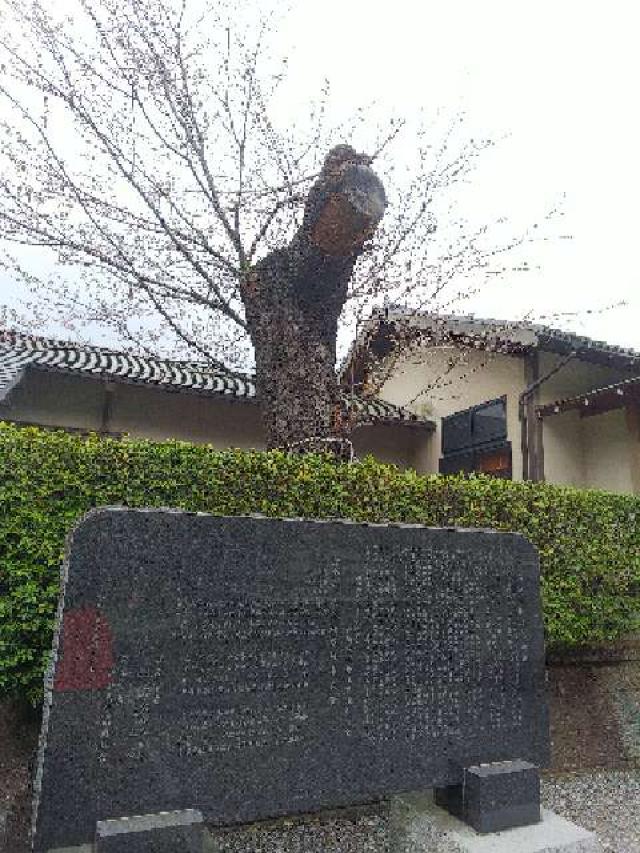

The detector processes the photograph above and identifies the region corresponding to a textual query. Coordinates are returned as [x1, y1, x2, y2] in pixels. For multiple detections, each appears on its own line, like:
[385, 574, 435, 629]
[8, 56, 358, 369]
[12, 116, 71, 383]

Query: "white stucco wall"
[536, 353, 637, 492]
[0, 369, 266, 448]
[350, 423, 432, 470]
[582, 409, 635, 493]
[626, 406, 640, 494]
[0, 369, 432, 470]
[543, 408, 635, 494]
[377, 344, 526, 478]
[3, 368, 106, 432]
[541, 410, 585, 488]
[112, 380, 265, 448]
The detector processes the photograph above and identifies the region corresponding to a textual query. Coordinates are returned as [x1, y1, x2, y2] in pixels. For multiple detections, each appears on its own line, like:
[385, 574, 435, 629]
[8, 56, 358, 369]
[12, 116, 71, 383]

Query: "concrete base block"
[95, 808, 203, 852]
[389, 792, 603, 853]
[434, 760, 541, 833]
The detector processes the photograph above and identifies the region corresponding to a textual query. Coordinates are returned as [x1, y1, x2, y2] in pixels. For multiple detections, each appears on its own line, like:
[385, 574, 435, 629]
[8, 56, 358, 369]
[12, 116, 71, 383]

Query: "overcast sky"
[273, 0, 640, 349]
[1, 0, 639, 352]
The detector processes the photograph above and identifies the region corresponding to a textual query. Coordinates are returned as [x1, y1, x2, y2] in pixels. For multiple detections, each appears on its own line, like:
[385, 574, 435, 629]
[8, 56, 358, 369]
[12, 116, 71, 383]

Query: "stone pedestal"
[434, 759, 541, 833]
[389, 791, 603, 853]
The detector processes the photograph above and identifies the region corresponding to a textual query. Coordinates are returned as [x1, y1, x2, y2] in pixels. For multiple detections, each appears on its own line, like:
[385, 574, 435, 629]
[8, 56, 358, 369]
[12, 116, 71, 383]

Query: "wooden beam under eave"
[537, 378, 640, 419]
[579, 384, 640, 417]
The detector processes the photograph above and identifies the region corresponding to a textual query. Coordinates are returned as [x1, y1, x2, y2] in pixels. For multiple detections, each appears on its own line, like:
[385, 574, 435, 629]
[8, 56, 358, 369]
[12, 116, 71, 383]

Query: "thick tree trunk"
[243, 244, 354, 452]
[241, 147, 386, 454]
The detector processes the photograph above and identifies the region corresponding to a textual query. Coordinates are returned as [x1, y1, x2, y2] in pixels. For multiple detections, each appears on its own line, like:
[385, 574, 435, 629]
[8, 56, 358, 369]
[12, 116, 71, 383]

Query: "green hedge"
[1, 422, 639, 703]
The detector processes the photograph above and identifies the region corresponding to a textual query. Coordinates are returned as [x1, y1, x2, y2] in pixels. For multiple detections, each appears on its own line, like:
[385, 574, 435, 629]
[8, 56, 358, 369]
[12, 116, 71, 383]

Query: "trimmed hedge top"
[1, 421, 639, 703]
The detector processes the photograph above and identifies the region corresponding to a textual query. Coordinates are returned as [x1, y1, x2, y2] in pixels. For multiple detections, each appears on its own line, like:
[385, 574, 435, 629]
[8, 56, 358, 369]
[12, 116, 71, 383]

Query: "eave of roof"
[536, 374, 640, 418]
[0, 328, 434, 430]
[341, 310, 640, 391]
[395, 310, 640, 361]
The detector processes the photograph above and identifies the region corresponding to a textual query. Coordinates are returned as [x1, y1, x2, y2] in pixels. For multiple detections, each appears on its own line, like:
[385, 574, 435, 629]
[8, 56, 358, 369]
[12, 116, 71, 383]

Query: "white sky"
[272, 0, 640, 349]
[1, 0, 639, 352]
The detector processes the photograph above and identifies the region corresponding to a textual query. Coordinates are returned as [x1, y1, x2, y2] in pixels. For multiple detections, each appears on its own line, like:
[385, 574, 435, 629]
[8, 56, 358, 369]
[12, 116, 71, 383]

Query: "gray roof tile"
[0, 328, 430, 428]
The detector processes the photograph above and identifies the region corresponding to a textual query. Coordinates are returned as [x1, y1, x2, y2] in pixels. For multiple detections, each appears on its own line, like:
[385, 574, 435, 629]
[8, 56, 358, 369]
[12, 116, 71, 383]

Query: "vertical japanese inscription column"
[34, 604, 115, 848]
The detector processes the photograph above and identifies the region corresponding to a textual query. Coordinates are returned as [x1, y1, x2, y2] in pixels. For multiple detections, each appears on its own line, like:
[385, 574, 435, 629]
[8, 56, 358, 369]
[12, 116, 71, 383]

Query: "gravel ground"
[205, 805, 390, 853]
[204, 771, 640, 853]
[541, 770, 640, 853]
[2, 770, 638, 852]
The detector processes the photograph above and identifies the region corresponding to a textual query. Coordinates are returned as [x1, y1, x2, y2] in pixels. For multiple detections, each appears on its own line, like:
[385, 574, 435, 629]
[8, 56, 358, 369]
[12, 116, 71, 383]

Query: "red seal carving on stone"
[53, 606, 114, 691]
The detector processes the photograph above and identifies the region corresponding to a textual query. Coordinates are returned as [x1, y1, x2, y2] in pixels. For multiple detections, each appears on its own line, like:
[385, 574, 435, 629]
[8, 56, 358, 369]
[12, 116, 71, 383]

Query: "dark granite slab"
[32, 509, 549, 851]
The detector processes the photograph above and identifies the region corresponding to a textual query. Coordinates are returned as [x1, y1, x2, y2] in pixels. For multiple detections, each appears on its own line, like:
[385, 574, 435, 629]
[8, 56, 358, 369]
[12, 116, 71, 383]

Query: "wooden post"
[522, 353, 538, 481]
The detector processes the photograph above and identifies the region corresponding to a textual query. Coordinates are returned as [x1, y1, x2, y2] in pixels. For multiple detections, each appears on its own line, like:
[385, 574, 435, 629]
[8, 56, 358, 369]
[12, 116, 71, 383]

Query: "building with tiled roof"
[341, 310, 640, 493]
[0, 328, 434, 468]
[3, 314, 639, 491]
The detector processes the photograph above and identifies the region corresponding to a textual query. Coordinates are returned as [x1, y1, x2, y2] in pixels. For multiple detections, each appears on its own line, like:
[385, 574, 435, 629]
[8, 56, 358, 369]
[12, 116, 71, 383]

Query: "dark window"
[441, 410, 472, 454]
[472, 399, 507, 445]
[439, 397, 511, 479]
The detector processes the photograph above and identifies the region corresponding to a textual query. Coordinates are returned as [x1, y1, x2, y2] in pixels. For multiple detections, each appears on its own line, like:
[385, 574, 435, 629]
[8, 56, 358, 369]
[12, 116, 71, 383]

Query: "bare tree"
[0, 0, 552, 453]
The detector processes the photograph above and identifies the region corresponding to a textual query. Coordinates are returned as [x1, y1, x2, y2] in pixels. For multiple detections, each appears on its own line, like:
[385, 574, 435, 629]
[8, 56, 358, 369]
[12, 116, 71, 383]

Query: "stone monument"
[32, 508, 550, 851]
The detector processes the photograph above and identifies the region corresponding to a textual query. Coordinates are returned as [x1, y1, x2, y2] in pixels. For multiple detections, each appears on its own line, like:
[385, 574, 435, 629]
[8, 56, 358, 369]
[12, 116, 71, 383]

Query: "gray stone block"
[434, 759, 540, 833]
[95, 809, 203, 852]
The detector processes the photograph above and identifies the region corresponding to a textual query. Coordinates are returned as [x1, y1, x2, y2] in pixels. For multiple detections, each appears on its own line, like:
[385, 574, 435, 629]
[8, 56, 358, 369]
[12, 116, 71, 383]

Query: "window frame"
[439, 396, 511, 478]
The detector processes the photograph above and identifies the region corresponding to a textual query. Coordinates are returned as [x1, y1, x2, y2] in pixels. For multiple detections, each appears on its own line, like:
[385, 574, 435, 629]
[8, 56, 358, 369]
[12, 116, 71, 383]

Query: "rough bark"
[241, 146, 386, 454]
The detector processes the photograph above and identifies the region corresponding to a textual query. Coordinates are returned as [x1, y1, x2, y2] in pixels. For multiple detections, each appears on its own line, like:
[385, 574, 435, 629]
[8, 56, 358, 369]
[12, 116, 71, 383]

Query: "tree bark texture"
[241, 146, 386, 453]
